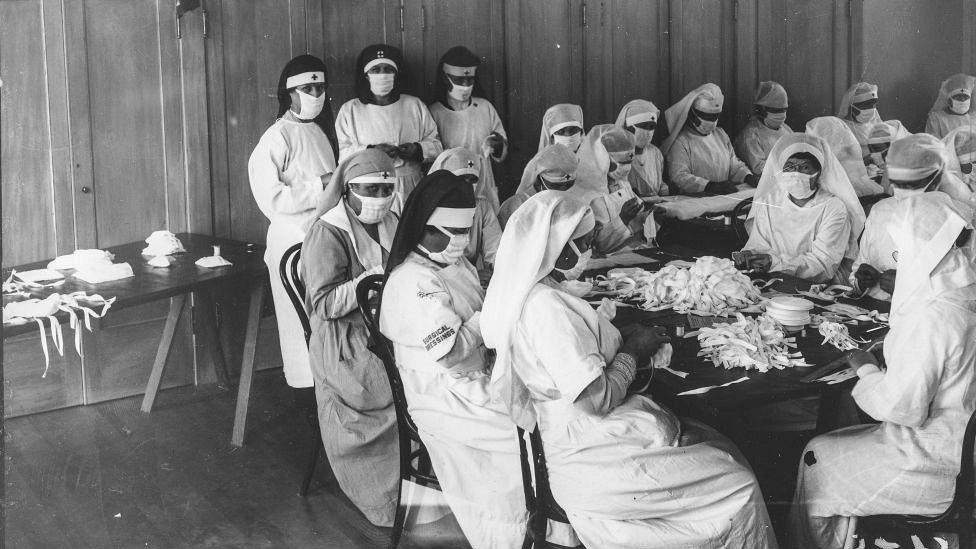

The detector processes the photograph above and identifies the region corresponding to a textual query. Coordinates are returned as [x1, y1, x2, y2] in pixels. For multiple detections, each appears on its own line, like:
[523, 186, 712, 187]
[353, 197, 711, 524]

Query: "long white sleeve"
[248, 131, 323, 218]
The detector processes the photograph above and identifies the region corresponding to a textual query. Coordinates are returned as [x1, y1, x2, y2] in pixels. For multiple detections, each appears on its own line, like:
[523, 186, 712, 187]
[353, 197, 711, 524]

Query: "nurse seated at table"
[301, 149, 400, 527]
[662, 83, 759, 196]
[498, 144, 578, 229]
[790, 192, 976, 549]
[380, 170, 528, 548]
[738, 133, 865, 284]
[481, 191, 778, 549]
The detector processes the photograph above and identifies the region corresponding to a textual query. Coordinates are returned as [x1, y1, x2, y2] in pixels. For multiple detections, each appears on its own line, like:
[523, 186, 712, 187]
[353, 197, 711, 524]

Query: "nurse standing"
[335, 44, 442, 206]
[247, 55, 337, 389]
[429, 46, 508, 213]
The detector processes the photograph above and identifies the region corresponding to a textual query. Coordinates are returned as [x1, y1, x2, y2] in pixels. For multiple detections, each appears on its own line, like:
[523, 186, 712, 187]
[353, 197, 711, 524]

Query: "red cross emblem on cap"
[377, 50, 385, 58]
[563, 174, 571, 180]
[311, 74, 318, 80]
[466, 161, 475, 168]
[382, 171, 390, 178]
[464, 69, 471, 75]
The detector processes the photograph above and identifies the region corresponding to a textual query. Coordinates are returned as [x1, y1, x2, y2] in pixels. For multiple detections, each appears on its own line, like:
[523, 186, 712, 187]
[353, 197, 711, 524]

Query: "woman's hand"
[619, 197, 643, 226]
[619, 324, 670, 365]
[847, 349, 880, 377]
[371, 143, 399, 158]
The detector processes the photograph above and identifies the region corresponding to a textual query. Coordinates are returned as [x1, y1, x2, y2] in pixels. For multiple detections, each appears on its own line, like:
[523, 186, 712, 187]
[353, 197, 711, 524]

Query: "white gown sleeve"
[404, 268, 483, 368]
[722, 130, 753, 183]
[668, 137, 710, 194]
[590, 196, 631, 254]
[487, 103, 509, 162]
[767, 201, 851, 282]
[334, 102, 367, 161]
[247, 130, 323, 218]
[735, 125, 768, 174]
[415, 101, 444, 162]
[480, 207, 502, 265]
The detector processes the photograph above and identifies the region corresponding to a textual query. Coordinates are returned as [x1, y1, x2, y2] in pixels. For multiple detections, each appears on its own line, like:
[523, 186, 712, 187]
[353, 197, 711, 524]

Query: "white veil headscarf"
[429, 147, 493, 199]
[572, 124, 635, 203]
[837, 82, 881, 123]
[514, 144, 580, 197]
[888, 133, 975, 207]
[662, 83, 724, 156]
[943, 126, 976, 192]
[805, 116, 883, 196]
[929, 73, 976, 117]
[750, 133, 866, 259]
[886, 192, 976, 317]
[537, 104, 584, 153]
[482, 191, 595, 430]
[614, 99, 660, 130]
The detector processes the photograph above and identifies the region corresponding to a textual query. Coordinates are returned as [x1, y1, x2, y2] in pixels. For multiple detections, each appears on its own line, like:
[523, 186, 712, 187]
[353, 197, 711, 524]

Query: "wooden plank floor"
[4, 371, 471, 549]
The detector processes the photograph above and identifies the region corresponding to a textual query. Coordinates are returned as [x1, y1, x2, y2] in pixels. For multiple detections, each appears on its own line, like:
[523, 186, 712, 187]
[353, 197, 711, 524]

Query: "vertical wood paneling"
[0, 0, 57, 265]
[157, 0, 190, 235]
[178, 9, 212, 234]
[732, 0, 758, 133]
[604, 0, 669, 122]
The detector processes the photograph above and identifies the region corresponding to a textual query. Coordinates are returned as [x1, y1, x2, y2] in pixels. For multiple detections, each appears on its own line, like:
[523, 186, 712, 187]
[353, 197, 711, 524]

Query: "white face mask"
[779, 171, 818, 200]
[553, 133, 582, 153]
[448, 83, 473, 104]
[608, 163, 632, 181]
[368, 73, 395, 97]
[950, 98, 971, 115]
[633, 128, 655, 149]
[693, 117, 717, 135]
[420, 225, 470, 265]
[294, 90, 325, 120]
[554, 241, 592, 281]
[853, 106, 876, 123]
[350, 191, 394, 224]
[764, 111, 787, 129]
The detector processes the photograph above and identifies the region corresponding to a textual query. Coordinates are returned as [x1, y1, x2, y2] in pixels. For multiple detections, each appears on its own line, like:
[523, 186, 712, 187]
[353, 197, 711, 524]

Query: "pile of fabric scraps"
[48, 249, 134, 283]
[3, 269, 65, 297]
[597, 256, 762, 315]
[697, 313, 810, 372]
[142, 231, 186, 267]
[821, 302, 889, 324]
[2, 291, 115, 376]
[817, 321, 867, 351]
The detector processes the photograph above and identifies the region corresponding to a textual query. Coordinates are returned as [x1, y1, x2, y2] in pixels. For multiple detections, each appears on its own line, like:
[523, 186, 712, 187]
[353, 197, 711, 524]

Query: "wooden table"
[587, 246, 890, 433]
[2, 233, 268, 446]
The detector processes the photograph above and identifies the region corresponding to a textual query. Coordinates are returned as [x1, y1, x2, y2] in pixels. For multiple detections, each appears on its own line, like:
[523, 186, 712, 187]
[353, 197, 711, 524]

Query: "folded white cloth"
[195, 255, 232, 268]
[74, 262, 134, 284]
[48, 249, 116, 271]
[142, 230, 186, 257]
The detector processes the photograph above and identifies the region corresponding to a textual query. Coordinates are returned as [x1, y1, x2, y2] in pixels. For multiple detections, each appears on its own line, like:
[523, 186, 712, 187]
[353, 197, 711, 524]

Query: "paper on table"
[587, 252, 658, 271]
[677, 376, 749, 396]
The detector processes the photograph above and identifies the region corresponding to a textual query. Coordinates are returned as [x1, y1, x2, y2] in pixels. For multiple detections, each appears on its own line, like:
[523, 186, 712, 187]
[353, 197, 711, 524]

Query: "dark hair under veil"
[276, 54, 338, 159]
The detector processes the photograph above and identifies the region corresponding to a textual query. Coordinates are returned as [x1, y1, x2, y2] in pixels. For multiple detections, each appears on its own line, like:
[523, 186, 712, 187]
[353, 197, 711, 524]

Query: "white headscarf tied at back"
[482, 191, 595, 430]
[750, 133, 866, 259]
[515, 144, 580, 197]
[886, 192, 976, 317]
[614, 99, 660, 130]
[430, 147, 492, 198]
[929, 73, 976, 116]
[754, 81, 789, 109]
[572, 124, 636, 203]
[887, 133, 974, 208]
[837, 82, 881, 123]
[538, 104, 584, 153]
[662, 83, 724, 156]
[805, 116, 883, 196]
[944, 126, 976, 191]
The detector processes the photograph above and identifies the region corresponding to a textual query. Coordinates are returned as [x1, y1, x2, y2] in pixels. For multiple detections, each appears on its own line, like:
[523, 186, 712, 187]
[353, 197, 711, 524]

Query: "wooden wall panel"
[4, 330, 84, 418]
[1, 0, 58, 266]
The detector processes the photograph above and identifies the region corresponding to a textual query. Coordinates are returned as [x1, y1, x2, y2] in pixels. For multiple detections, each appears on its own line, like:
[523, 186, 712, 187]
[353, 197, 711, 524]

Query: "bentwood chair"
[278, 242, 322, 497]
[518, 426, 585, 549]
[356, 274, 440, 548]
[730, 197, 753, 249]
[855, 407, 976, 549]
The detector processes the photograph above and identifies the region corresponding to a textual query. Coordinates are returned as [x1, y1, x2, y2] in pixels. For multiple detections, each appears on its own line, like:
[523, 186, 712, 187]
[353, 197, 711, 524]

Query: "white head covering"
[515, 144, 580, 197]
[573, 124, 636, 203]
[482, 191, 595, 429]
[754, 81, 788, 109]
[614, 99, 660, 129]
[750, 133, 865, 259]
[805, 116, 882, 197]
[662, 83, 724, 155]
[837, 82, 881, 123]
[429, 147, 495, 199]
[538, 104, 584, 152]
[886, 192, 976, 316]
[929, 73, 976, 116]
[943, 126, 976, 186]
[887, 133, 976, 206]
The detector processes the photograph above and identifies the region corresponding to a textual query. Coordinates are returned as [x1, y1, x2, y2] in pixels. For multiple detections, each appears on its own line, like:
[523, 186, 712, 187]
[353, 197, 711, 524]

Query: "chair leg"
[299, 408, 322, 497]
[389, 478, 408, 549]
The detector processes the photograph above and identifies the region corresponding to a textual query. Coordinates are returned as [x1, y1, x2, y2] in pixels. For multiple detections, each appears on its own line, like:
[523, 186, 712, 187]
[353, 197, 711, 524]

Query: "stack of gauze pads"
[764, 296, 814, 332]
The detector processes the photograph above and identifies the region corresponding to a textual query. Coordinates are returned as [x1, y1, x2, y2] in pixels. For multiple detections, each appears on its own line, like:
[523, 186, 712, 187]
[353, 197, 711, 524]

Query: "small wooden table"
[2, 233, 268, 446]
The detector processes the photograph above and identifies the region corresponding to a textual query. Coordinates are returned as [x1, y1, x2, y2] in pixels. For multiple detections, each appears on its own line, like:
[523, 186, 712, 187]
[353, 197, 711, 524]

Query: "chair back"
[731, 197, 753, 248]
[279, 242, 311, 345]
[518, 426, 575, 547]
[956, 406, 976, 526]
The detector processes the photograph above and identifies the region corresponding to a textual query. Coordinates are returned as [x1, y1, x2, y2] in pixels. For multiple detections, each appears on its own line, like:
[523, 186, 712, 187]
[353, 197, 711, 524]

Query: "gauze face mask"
[608, 162, 632, 181]
[764, 111, 787, 129]
[853, 106, 876, 123]
[553, 133, 583, 153]
[779, 171, 818, 200]
[633, 128, 655, 149]
[693, 117, 717, 135]
[350, 191, 394, 224]
[420, 226, 470, 265]
[368, 73, 395, 97]
[950, 98, 971, 115]
[448, 83, 473, 103]
[294, 90, 325, 120]
[554, 241, 592, 281]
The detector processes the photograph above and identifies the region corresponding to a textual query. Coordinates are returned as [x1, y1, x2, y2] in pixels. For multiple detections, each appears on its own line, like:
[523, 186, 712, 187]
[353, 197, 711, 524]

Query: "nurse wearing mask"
[853, 133, 974, 299]
[944, 126, 976, 193]
[498, 144, 578, 228]
[335, 44, 443, 205]
[791, 192, 976, 549]
[481, 191, 778, 549]
[538, 103, 585, 154]
[614, 100, 668, 198]
[864, 124, 892, 184]
[735, 81, 793, 174]
[924, 73, 976, 139]
[663, 83, 758, 195]
[429, 46, 507, 213]
[576, 126, 655, 254]
[837, 82, 909, 160]
[429, 148, 502, 283]
[248, 55, 338, 390]
[380, 171, 528, 548]
[302, 149, 400, 527]
[739, 134, 864, 284]
[805, 116, 883, 197]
